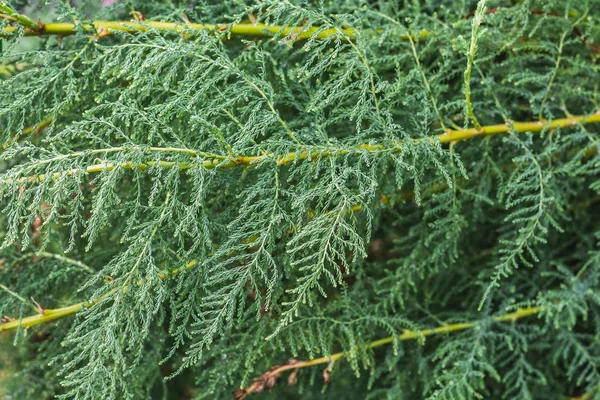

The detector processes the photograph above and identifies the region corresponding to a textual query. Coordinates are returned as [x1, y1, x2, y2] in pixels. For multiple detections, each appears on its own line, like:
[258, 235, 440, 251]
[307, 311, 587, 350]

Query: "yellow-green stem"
[7, 111, 599, 185]
[0, 258, 198, 332]
[1, 111, 598, 331]
[0, 20, 429, 41]
[239, 306, 544, 396]
[0, 1, 39, 30]
[0, 286, 119, 332]
[0, 301, 85, 331]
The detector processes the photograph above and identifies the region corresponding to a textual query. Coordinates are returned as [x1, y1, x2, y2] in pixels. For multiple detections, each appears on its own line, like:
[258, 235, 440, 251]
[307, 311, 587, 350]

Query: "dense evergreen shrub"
[0, 0, 599, 398]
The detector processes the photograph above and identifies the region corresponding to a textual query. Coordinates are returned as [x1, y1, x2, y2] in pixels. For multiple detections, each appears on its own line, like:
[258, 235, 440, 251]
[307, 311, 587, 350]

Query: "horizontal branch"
[0, 5, 590, 47]
[437, 112, 600, 143]
[10, 111, 600, 185]
[0, 19, 428, 41]
[236, 306, 544, 398]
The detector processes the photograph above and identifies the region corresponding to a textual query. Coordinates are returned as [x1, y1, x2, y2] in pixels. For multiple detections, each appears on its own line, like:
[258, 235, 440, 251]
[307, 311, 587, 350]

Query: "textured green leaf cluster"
[0, 0, 599, 399]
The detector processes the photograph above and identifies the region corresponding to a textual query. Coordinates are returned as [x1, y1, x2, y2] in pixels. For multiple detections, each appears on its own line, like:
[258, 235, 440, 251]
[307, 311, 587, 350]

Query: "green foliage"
[0, 0, 599, 399]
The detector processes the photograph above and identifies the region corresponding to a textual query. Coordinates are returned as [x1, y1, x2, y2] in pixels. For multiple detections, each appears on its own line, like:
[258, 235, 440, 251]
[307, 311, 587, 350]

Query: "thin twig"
[0, 1, 41, 31]
[235, 306, 544, 398]
[35, 251, 95, 274]
[464, 0, 486, 130]
[0, 283, 40, 314]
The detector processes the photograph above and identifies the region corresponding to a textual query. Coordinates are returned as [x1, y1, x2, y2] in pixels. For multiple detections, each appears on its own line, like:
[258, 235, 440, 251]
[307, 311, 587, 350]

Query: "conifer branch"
[0, 283, 40, 313]
[0, 1, 40, 31]
[0, 108, 595, 333]
[0, 19, 425, 41]
[2, 117, 54, 150]
[0, 301, 85, 331]
[33, 251, 95, 274]
[0, 257, 200, 332]
[538, 30, 568, 119]
[236, 306, 544, 398]
[463, 0, 486, 130]
[1, 1, 598, 396]
[10, 111, 600, 185]
[5, 178, 597, 334]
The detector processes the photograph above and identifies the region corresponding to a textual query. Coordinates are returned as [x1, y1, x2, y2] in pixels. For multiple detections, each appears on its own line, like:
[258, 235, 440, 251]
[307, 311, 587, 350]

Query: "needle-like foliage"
[0, 0, 599, 399]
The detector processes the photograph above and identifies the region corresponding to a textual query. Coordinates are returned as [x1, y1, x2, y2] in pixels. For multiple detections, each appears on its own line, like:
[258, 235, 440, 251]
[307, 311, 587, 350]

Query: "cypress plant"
[0, 0, 599, 398]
